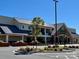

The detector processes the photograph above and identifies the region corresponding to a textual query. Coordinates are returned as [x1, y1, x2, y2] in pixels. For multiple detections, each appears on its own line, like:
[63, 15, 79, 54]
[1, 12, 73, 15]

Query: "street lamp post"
[53, 0, 58, 44]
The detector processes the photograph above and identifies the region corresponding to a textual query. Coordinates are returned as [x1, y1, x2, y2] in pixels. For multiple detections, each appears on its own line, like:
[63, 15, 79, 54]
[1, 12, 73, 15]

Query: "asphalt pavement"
[0, 47, 79, 59]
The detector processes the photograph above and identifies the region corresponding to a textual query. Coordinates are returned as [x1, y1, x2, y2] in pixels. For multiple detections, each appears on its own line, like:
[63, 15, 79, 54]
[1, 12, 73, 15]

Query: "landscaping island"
[13, 45, 76, 55]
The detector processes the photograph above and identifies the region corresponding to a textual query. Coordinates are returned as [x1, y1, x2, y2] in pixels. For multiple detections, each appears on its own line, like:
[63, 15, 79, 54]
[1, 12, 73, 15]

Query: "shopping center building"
[0, 16, 79, 44]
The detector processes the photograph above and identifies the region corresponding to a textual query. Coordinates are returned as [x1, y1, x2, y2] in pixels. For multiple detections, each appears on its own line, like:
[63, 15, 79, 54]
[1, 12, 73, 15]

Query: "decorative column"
[6, 35, 9, 43]
[44, 28, 47, 45]
[21, 35, 24, 42]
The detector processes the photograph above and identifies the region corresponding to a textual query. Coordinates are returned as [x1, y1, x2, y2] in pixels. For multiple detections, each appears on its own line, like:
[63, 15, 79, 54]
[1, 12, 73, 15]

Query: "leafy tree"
[32, 17, 44, 48]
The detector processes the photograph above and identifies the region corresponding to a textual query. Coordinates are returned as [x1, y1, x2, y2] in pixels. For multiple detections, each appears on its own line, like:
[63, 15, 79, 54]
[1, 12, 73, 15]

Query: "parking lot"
[0, 47, 79, 59]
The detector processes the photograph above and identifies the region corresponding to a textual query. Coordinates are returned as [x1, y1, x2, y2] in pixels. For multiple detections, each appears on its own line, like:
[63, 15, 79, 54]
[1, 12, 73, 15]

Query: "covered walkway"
[0, 33, 33, 43]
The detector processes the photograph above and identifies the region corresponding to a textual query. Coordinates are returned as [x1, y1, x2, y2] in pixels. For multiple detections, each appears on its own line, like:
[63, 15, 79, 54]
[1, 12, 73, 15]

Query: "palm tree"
[32, 17, 44, 49]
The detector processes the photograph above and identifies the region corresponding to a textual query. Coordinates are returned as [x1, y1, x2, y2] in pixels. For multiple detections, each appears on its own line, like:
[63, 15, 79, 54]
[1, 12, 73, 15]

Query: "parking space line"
[65, 56, 69, 59]
[34, 53, 79, 59]
[56, 56, 58, 58]
[72, 55, 78, 59]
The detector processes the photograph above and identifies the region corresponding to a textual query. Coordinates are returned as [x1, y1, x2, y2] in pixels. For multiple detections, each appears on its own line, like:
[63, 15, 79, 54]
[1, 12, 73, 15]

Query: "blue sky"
[0, 0, 79, 33]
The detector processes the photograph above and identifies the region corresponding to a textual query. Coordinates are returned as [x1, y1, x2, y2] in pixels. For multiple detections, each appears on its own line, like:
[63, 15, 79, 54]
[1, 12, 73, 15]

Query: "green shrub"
[44, 47, 47, 50]
[48, 45, 51, 48]
[54, 49, 57, 51]
[60, 49, 62, 51]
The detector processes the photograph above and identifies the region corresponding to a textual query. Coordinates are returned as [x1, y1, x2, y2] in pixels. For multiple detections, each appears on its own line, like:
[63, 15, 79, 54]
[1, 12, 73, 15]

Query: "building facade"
[0, 16, 79, 44]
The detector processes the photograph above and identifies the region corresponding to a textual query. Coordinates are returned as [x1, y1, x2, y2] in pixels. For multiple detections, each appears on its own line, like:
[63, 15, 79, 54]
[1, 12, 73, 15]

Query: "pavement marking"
[37, 54, 57, 59]
[35, 53, 60, 59]
[72, 55, 78, 59]
[56, 56, 58, 58]
[65, 56, 69, 59]
[38, 54, 66, 59]
[34, 52, 79, 59]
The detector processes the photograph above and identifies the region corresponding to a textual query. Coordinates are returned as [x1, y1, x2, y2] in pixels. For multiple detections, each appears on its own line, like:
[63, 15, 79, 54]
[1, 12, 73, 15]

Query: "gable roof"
[51, 23, 79, 39]
[14, 17, 32, 25]
[0, 23, 31, 35]
[14, 17, 54, 28]
[51, 23, 64, 35]
[71, 33, 79, 38]
[67, 27, 79, 38]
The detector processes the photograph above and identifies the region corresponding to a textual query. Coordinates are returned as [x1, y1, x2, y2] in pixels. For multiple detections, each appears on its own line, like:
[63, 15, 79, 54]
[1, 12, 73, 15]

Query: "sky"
[0, 0, 79, 33]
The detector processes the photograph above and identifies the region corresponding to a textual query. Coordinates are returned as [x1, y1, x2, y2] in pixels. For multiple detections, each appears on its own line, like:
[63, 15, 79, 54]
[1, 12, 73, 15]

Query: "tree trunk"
[34, 36, 37, 49]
